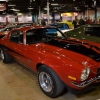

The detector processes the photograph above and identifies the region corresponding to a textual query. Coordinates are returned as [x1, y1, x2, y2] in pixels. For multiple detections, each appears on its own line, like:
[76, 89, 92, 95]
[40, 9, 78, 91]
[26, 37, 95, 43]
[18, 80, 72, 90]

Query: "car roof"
[16, 26, 55, 32]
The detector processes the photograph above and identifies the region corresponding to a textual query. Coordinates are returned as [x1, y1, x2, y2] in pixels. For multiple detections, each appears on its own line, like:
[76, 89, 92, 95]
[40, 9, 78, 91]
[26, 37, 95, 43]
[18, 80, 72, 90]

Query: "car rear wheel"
[0, 48, 4, 60]
[0, 47, 13, 63]
[37, 65, 64, 98]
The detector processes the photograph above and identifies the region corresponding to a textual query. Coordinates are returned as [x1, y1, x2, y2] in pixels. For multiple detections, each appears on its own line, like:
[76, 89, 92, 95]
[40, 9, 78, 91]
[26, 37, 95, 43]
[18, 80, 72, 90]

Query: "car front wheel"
[37, 65, 64, 98]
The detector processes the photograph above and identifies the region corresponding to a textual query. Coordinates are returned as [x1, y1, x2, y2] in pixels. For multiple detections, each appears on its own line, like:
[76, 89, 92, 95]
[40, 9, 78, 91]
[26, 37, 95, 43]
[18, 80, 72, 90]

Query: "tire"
[0, 47, 13, 63]
[37, 65, 64, 98]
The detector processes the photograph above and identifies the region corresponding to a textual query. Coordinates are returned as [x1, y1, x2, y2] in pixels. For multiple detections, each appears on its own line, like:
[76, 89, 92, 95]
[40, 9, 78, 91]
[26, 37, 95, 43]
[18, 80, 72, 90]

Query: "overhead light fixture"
[44, 7, 50, 10]
[51, 3, 58, 6]
[8, 4, 16, 6]
[17, 13, 23, 16]
[13, 9, 20, 11]
[28, 7, 33, 9]
[44, 7, 47, 10]
[10, 8, 20, 11]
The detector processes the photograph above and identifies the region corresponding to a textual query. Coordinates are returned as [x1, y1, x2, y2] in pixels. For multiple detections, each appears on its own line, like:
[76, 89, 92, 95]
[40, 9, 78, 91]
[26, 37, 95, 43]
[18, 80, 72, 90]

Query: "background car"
[65, 24, 100, 43]
[49, 23, 73, 33]
[0, 26, 16, 38]
[84, 24, 100, 37]
[0, 23, 33, 38]
[59, 20, 74, 29]
[0, 26, 100, 98]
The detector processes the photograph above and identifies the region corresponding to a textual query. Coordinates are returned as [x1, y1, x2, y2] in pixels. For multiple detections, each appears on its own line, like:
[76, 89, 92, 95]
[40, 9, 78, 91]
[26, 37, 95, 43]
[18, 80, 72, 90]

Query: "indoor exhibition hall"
[0, 0, 100, 100]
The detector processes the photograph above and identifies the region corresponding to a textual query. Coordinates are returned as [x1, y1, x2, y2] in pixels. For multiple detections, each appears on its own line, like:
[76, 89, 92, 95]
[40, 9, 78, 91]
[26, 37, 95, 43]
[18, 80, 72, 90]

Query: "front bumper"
[71, 76, 100, 88]
[66, 76, 100, 94]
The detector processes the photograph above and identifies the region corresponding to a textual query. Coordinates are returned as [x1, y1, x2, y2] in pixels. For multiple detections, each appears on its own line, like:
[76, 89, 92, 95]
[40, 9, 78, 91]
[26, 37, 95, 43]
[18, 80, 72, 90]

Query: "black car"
[84, 24, 100, 37]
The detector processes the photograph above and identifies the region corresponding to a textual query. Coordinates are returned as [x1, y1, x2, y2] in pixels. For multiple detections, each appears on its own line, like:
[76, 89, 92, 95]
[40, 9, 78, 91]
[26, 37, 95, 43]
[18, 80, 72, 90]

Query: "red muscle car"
[0, 26, 100, 98]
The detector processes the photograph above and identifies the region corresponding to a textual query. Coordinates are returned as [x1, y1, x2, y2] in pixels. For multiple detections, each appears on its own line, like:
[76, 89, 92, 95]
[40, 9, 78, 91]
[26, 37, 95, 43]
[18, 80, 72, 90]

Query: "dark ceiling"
[0, 0, 100, 15]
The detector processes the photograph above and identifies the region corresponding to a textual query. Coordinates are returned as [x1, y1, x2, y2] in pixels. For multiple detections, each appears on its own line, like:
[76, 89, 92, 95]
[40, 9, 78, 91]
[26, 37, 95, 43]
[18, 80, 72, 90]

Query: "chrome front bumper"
[71, 76, 100, 88]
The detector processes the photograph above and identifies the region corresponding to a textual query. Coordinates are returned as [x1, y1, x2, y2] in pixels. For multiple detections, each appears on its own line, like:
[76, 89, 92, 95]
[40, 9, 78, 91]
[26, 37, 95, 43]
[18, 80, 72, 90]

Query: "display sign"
[0, 4, 6, 11]
[61, 13, 73, 17]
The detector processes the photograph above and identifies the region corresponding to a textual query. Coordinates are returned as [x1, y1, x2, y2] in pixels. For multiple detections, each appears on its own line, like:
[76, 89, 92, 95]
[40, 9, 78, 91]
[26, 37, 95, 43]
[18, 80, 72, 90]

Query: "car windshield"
[26, 28, 67, 44]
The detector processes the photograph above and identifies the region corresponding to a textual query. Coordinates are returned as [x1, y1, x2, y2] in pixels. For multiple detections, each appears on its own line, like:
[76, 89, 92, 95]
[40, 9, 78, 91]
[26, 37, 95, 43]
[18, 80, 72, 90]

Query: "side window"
[10, 31, 23, 44]
[26, 29, 46, 44]
[26, 30, 40, 44]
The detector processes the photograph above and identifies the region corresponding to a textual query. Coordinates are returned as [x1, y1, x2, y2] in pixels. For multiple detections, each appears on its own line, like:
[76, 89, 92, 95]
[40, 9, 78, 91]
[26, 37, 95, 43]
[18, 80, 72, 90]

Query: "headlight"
[80, 68, 90, 81]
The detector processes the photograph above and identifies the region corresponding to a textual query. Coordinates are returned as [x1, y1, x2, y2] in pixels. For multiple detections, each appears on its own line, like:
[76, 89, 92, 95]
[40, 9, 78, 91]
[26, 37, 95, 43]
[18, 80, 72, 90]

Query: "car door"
[6, 30, 39, 72]
[6, 30, 29, 66]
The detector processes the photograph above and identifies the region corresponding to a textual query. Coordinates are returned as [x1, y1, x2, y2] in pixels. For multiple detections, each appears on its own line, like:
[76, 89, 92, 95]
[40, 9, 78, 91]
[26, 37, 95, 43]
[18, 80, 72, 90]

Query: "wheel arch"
[36, 62, 66, 86]
[36, 63, 44, 70]
[36, 63, 59, 76]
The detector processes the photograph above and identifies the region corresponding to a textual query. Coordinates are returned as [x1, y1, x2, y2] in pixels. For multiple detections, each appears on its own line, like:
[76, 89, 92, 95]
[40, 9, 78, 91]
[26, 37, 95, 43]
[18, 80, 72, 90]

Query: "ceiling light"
[10, 8, 15, 10]
[13, 9, 20, 11]
[8, 4, 16, 6]
[44, 7, 50, 10]
[17, 13, 23, 16]
[51, 3, 58, 6]
[44, 7, 47, 10]
[10, 8, 20, 11]
[28, 7, 33, 9]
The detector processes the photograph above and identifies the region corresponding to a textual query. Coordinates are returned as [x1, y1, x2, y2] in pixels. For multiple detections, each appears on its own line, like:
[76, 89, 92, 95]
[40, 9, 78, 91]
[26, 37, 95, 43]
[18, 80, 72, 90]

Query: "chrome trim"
[71, 76, 100, 88]
[39, 72, 53, 92]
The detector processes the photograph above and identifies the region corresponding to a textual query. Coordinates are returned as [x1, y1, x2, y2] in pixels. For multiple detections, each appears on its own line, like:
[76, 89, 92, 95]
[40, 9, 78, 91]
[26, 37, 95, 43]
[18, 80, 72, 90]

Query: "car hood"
[30, 38, 100, 66]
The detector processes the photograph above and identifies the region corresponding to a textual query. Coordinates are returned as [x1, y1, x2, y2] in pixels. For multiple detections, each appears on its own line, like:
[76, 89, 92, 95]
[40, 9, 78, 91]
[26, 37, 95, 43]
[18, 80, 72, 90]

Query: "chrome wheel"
[0, 48, 4, 60]
[38, 66, 65, 97]
[39, 72, 53, 92]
